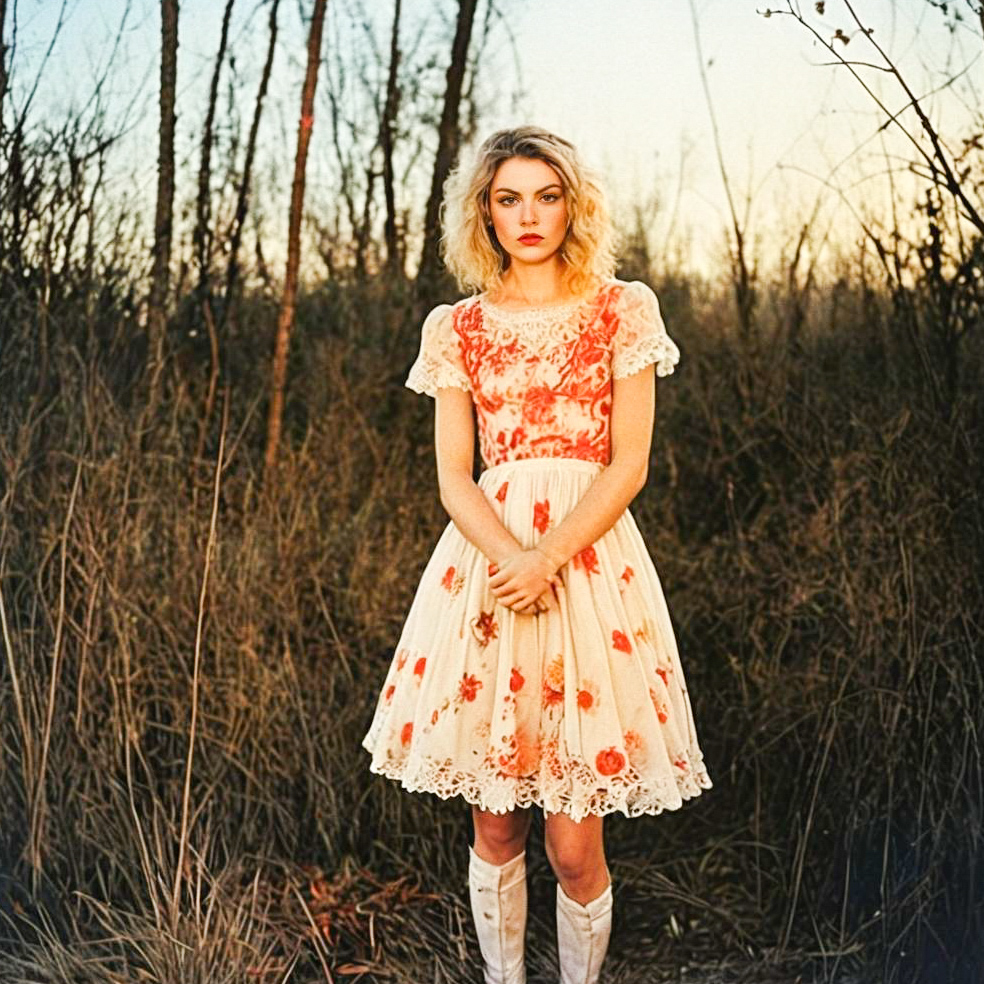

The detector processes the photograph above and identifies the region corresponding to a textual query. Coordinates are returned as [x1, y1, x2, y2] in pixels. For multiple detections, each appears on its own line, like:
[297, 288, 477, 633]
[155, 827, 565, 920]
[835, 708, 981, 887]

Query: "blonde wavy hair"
[440, 126, 617, 296]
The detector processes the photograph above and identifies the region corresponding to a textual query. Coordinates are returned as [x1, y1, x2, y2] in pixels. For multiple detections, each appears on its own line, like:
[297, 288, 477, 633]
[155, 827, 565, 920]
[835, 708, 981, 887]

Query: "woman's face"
[487, 156, 569, 270]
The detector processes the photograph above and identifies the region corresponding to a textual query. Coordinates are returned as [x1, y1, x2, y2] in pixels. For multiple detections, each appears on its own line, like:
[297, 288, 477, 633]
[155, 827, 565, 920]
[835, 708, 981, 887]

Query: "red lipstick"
[518, 234, 543, 244]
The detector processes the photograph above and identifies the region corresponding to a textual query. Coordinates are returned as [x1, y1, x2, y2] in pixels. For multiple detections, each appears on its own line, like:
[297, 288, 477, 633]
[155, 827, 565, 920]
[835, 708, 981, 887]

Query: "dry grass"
[0, 272, 981, 984]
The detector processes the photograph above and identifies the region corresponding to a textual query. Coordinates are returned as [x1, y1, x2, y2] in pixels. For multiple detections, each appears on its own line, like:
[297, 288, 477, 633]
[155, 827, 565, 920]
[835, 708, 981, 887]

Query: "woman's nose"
[520, 199, 537, 225]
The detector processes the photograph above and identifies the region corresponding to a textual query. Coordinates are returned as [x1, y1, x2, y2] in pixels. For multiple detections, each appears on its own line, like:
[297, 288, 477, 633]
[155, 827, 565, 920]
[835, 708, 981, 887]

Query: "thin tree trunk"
[147, 0, 179, 422]
[264, 0, 327, 475]
[0, 0, 9, 141]
[194, 0, 235, 299]
[225, 0, 279, 308]
[417, 0, 477, 294]
[381, 0, 402, 276]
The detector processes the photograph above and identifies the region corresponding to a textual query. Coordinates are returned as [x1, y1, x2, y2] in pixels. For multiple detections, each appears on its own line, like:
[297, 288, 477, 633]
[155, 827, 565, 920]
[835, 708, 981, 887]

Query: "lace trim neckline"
[478, 284, 613, 319]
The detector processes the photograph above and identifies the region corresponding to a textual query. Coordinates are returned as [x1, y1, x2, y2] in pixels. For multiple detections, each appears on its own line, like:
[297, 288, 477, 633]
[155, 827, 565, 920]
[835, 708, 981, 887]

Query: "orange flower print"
[413, 657, 427, 678]
[396, 650, 408, 671]
[384, 684, 395, 702]
[623, 729, 642, 753]
[431, 710, 439, 725]
[497, 731, 540, 777]
[510, 667, 525, 693]
[573, 544, 600, 576]
[522, 384, 558, 425]
[459, 673, 483, 702]
[576, 680, 599, 713]
[471, 610, 499, 648]
[495, 482, 509, 503]
[620, 565, 635, 586]
[673, 757, 688, 771]
[400, 722, 413, 746]
[649, 688, 668, 723]
[542, 654, 565, 708]
[656, 666, 669, 686]
[441, 565, 465, 597]
[544, 654, 564, 692]
[596, 747, 626, 776]
[612, 630, 632, 653]
[533, 499, 550, 534]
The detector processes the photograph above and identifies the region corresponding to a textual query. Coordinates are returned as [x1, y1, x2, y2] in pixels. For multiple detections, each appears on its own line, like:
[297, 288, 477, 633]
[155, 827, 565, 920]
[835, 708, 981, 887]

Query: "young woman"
[362, 126, 712, 984]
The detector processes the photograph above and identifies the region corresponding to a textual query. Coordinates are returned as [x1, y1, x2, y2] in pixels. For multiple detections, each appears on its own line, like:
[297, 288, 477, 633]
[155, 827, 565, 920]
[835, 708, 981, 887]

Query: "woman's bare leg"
[468, 806, 532, 984]
[543, 811, 609, 902]
[472, 804, 532, 862]
[545, 812, 613, 984]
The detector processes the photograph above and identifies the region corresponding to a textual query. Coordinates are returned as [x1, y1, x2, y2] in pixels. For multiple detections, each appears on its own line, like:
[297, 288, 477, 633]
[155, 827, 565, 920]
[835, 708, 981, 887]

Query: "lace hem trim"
[364, 745, 712, 822]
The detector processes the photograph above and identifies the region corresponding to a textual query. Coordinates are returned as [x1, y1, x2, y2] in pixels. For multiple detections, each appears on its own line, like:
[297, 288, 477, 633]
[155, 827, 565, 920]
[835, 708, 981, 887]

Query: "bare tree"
[0, 0, 9, 136]
[690, 0, 757, 341]
[765, 0, 984, 417]
[194, 0, 235, 301]
[147, 0, 179, 422]
[264, 0, 328, 474]
[225, 0, 280, 308]
[417, 0, 478, 295]
[381, 0, 402, 276]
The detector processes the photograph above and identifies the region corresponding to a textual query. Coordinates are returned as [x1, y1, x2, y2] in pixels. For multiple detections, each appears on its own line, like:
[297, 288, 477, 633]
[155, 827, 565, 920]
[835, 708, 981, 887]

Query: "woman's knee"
[472, 806, 530, 860]
[544, 815, 605, 882]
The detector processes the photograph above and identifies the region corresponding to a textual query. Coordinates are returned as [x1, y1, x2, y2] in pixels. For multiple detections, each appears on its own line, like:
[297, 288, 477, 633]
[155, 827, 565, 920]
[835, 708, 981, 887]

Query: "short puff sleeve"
[405, 304, 471, 397]
[611, 280, 680, 379]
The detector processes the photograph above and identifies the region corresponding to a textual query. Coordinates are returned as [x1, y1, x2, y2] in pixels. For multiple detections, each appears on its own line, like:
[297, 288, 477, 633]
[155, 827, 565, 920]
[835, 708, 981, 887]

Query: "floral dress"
[361, 279, 712, 821]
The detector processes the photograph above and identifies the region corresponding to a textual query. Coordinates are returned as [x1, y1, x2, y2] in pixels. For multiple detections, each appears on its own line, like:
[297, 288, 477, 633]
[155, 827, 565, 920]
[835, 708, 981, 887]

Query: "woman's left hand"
[489, 549, 562, 614]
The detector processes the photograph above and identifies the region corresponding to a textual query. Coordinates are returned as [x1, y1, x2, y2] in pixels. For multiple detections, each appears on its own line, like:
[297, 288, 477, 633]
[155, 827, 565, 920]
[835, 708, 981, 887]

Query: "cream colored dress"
[362, 279, 712, 821]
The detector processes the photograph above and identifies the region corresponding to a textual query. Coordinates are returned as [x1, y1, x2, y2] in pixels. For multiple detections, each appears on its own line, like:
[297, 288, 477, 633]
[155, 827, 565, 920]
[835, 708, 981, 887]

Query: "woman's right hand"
[489, 550, 563, 615]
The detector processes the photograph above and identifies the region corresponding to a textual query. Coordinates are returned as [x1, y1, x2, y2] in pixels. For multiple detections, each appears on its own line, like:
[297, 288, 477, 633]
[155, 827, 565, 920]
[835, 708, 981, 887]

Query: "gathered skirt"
[361, 456, 712, 822]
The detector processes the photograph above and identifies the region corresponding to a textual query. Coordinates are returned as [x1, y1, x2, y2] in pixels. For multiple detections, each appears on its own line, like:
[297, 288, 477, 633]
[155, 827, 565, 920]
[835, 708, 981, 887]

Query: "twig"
[171, 389, 228, 931]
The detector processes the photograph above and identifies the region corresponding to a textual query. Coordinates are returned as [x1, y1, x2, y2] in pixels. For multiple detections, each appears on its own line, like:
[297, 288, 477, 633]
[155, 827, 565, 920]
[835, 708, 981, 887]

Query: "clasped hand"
[488, 548, 562, 616]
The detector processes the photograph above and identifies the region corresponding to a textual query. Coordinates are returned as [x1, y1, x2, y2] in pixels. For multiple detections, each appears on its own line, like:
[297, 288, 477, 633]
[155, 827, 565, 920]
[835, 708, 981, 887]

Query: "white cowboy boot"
[555, 879, 613, 984]
[468, 846, 528, 984]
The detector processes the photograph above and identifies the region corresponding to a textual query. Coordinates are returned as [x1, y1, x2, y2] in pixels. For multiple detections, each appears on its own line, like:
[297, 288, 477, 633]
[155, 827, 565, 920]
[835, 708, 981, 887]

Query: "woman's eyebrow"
[492, 183, 563, 195]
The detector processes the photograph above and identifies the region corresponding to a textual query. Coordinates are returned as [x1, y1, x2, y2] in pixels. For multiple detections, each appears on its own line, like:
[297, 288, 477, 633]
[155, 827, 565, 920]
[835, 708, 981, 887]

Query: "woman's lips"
[518, 234, 544, 244]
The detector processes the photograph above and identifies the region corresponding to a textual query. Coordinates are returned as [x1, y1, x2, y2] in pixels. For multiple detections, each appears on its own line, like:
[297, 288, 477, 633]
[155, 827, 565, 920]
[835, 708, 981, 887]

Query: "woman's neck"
[493, 260, 572, 307]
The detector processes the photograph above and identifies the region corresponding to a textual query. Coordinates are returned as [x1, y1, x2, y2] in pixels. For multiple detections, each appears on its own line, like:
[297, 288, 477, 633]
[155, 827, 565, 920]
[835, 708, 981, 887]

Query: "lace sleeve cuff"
[611, 281, 680, 379]
[405, 304, 471, 397]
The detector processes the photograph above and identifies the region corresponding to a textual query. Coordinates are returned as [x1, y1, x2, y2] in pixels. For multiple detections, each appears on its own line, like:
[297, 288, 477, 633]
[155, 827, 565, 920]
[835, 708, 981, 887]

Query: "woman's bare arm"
[433, 387, 525, 568]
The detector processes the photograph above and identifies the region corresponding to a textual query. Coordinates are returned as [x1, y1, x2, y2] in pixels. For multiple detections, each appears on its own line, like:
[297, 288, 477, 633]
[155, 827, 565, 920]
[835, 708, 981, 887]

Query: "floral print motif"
[649, 688, 669, 723]
[542, 654, 565, 709]
[440, 565, 465, 596]
[471, 610, 498, 647]
[533, 499, 550, 534]
[417, 281, 679, 468]
[495, 482, 509, 503]
[413, 657, 427, 678]
[510, 667, 525, 693]
[573, 545, 600, 576]
[400, 722, 413, 746]
[577, 681, 600, 713]
[459, 673, 483, 702]
[612, 630, 632, 654]
[596, 747, 626, 776]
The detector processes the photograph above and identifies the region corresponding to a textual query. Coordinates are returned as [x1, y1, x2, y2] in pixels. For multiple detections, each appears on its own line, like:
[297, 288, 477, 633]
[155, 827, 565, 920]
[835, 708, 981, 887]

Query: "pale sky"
[7, 0, 982, 276]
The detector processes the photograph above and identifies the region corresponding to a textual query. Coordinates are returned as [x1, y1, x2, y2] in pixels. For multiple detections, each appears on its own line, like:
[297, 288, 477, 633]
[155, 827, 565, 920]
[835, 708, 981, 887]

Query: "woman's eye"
[541, 193, 560, 203]
[496, 196, 517, 206]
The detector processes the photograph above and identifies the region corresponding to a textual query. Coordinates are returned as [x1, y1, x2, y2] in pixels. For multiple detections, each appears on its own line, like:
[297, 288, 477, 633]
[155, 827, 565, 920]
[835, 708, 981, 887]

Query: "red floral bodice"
[406, 279, 679, 468]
